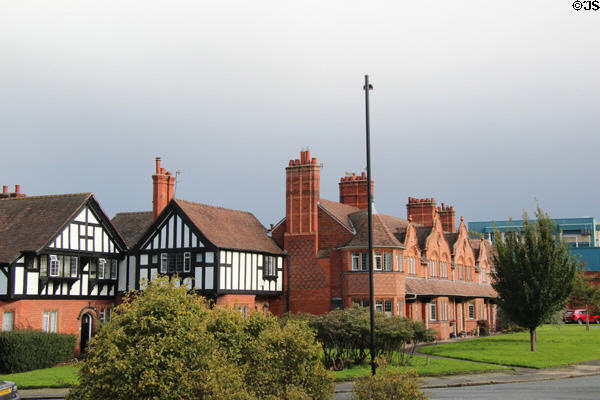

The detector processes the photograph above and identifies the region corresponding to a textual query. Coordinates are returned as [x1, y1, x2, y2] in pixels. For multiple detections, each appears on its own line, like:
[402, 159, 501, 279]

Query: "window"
[70, 256, 78, 277]
[98, 258, 107, 279]
[264, 256, 277, 277]
[407, 256, 416, 275]
[160, 253, 168, 273]
[2, 312, 14, 331]
[397, 254, 403, 272]
[468, 302, 475, 319]
[205, 252, 214, 264]
[40, 255, 48, 276]
[374, 252, 382, 271]
[49, 255, 60, 277]
[106, 308, 112, 322]
[384, 300, 392, 316]
[384, 253, 392, 271]
[430, 302, 437, 321]
[43, 311, 58, 333]
[352, 253, 360, 271]
[99, 308, 106, 323]
[375, 300, 384, 312]
[110, 260, 117, 279]
[441, 302, 448, 320]
[195, 253, 203, 263]
[361, 253, 369, 271]
[184, 252, 191, 272]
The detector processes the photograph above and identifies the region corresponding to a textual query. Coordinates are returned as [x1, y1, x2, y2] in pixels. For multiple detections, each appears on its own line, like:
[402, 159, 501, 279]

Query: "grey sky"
[2, 1, 599, 228]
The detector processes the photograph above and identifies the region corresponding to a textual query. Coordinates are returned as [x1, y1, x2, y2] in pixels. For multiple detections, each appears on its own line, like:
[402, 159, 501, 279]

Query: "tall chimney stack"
[152, 157, 176, 220]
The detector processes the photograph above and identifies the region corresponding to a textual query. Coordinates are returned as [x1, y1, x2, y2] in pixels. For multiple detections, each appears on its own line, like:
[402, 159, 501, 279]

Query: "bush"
[0, 330, 76, 373]
[477, 320, 490, 336]
[353, 358, 429, 400]
[67, 276, 334, 400]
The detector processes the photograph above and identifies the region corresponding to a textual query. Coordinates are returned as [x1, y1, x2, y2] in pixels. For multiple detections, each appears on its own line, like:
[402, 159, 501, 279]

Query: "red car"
[564, 309, 600, 324]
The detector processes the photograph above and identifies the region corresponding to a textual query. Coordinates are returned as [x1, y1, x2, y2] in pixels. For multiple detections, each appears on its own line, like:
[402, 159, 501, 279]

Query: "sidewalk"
[17, 360, 600, 399]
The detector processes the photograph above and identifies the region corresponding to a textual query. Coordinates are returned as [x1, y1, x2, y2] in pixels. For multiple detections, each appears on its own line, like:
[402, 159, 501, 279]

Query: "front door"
[80, 314, 92, 353]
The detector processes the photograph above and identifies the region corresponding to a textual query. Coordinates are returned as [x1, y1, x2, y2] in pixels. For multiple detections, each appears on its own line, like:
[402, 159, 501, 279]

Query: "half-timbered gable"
[0, 194, 126, 300]
[129, 198, 284, 297]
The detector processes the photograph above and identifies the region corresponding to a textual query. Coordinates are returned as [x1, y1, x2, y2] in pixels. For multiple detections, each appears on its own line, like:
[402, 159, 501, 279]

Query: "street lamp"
[363, 75, 376, 376]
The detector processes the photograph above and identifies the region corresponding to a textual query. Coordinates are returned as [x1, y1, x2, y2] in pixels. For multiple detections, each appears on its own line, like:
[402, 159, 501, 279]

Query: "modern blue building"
[469, 217, 600, 272]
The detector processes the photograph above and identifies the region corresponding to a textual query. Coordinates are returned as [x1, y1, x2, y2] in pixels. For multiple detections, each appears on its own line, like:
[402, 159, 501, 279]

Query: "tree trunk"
[530, 328, 536, 352]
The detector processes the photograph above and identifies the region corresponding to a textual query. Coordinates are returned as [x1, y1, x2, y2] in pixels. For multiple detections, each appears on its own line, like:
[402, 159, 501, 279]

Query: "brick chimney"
[406, 197, 437, 227]
[285, 150, 320, 235]
[437, 202, 456, 233]
[0, 185, 26, 199]
[152, 157, 175, 220]
[339, 172, 373, 210]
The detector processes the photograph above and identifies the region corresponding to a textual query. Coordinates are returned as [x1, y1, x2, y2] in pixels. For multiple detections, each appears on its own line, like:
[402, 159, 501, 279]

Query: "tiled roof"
[112, 211, 154, 248]
[342, 211, 404, 248]
[0, 193, 92, 264]
[416, 226, 432, 249]
[405, 277, 497, 298]
[174, 199, 283, 254]
[468, 238, 481, 259]
[318, 199, 358, 232]
[445, 233, 459, 251]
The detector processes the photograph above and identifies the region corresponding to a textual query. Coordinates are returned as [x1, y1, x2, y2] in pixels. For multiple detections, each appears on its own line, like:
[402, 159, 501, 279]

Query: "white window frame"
[352, 253, 360, 271]
[375, 300, 384, 313]
[430, 302, 437, 321]
[99, 308, 105, 323]
[384, 253, 392, 271]
[43, 311, 58, 333]
[70, 256, 78, 277]
[49, 255, 60, 277]
[183, 252, 191, 272]
[98, 258, 107, 279]
[384, 300, 392, 316]
[468, 302, 475, 319]
[160, 253, 168, 273]
[374, 252, 382, 271]
[2, 312, 14, 331]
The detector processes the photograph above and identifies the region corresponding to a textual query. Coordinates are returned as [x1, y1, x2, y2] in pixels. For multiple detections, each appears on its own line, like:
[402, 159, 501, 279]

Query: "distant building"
[469, 217, 600, 282]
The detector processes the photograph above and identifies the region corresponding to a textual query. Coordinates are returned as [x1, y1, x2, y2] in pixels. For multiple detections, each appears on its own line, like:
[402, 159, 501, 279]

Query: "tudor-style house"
[0, 187, 127, 353]
[269, 151, 497, 338]
[112, 158, 285, 314]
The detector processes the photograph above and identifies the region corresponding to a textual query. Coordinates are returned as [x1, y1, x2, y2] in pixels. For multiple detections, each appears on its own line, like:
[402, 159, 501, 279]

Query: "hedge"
[0, 330, 76, 373]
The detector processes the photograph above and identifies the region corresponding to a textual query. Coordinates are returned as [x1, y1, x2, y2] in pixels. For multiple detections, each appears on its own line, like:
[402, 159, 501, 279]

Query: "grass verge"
[335, 354, 506, 380]
[418, 324, 600, 369]
[0, 364, 78, 389]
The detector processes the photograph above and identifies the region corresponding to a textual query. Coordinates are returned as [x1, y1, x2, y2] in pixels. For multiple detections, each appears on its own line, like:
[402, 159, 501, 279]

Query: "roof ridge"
[114, 211, 152, 216]
[174, 198, 254, 216]
[0, 193, 92, 201]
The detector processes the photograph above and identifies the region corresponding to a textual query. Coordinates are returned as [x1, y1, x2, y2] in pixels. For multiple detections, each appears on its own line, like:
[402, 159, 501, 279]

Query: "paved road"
[427, 375, 600, 400]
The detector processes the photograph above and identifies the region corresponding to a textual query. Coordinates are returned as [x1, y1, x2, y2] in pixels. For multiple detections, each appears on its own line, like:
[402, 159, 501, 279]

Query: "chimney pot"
[311, 157, 317, 165]
[305, 150, 310, 162]
[155, 157, 161, 173]
[289, 160, 294, 166]
[15, 185, 20, 193]
[2, 185, 7, 194]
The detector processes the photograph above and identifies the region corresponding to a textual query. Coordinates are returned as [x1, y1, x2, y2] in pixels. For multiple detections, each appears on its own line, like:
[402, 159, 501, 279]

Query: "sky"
[1, 1, 599, 228]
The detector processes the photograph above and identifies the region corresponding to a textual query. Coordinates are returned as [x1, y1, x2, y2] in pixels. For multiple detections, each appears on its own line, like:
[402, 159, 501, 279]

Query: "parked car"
[0, 381, 19, 400]
[564, 309, 600, 324]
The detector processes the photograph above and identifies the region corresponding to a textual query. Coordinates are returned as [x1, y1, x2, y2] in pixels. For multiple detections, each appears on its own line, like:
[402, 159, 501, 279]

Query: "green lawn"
[419, 324, 600, 369]
[0, 365, 78, 389]
[335, 354, 507, 380]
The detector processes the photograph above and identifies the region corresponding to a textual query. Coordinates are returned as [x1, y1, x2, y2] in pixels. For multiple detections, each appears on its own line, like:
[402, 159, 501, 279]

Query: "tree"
[569, 270, 600, 314]
[492, 206, 577, 352]
[67, 276, 334, 400]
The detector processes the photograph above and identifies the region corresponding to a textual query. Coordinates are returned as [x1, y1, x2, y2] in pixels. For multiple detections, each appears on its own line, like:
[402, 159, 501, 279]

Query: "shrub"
[353, 358, 429, 400]
[477, 320, 490, 336]
[0, 330, 76, 373]
[67, 276, 334, 400]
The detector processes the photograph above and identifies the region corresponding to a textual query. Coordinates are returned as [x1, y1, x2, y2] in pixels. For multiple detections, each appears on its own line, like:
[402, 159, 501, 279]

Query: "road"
[427, 376, 600, 400]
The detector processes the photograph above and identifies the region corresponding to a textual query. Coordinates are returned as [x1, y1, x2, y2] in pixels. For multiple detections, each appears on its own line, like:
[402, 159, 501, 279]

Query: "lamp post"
[363, 75, 376, 376]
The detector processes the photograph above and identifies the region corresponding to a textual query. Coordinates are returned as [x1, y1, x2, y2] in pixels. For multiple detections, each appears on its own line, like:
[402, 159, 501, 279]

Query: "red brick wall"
[406, 198, 437, 227]
[271, 221, 286, 248]
[317, 208, 354, 251]
[0, 299, 115, 355]
[338, 173, 373, 210]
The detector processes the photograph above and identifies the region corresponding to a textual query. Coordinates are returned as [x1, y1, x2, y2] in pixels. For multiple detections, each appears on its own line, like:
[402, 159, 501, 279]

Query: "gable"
[46, 205, 122, 254]
[140, 210, 207, 251]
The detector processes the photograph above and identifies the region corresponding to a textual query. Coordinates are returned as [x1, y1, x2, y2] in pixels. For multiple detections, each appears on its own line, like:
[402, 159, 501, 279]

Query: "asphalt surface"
[17, 360, 600, 399]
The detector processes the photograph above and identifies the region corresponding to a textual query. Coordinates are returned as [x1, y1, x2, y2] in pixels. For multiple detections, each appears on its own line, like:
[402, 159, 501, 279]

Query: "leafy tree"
[492, 206, 578, 351]
[67, 276, 334, 400]
[569, 270, 600, 314]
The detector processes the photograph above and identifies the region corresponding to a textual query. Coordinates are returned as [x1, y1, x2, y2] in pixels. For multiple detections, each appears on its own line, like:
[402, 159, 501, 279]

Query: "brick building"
[270, 151, 497, 337]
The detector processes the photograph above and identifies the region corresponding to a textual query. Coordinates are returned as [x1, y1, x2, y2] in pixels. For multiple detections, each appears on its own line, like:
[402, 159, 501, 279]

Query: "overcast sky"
[2, 1, 599, 227]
